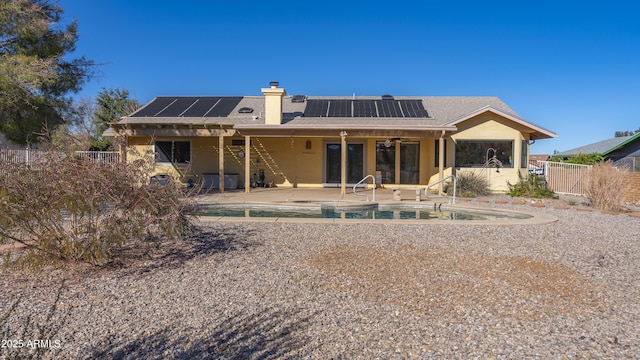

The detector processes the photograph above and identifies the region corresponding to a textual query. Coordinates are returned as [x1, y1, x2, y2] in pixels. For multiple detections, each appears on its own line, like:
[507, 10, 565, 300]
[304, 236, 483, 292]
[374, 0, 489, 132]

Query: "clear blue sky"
[60, 0, 640, 155]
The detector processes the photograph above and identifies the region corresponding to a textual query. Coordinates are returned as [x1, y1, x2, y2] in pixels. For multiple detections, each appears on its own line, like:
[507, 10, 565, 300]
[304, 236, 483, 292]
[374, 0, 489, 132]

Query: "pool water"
[195, 205, 532, 221]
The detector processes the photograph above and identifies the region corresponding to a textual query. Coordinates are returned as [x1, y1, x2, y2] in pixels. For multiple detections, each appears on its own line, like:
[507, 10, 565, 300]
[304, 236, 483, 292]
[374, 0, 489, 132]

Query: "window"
[155, 141, 190, 164]
[455, 140, 513, 168]
[521, 140, 528, 169]
[434, 139, 447, 167]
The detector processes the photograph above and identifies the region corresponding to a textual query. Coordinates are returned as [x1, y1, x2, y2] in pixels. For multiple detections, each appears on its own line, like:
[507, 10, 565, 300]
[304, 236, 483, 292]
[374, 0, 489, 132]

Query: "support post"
[395, 140, 401, 185]
[340, 132, 347, 196]
[438, 131, 445, 194]
[245, 135, 251, 193]
[218, 135, 225, 193]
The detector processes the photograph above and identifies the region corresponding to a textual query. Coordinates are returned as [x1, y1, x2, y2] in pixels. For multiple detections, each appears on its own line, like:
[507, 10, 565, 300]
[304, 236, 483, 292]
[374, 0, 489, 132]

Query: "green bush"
[445, 171, 491, 198]
[551, 153, 603, 165]
[507, 172, 558, 198]
[0, 149, 193, 269]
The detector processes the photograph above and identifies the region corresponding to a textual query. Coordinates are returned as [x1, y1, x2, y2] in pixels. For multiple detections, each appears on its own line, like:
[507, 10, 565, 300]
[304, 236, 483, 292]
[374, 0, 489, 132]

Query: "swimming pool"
[194, 204, 533, 221]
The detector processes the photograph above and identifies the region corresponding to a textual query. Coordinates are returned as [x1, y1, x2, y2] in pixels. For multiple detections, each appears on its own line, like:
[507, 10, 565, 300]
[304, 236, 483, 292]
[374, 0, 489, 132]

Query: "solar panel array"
[303, 99, 428, 118]
[131, 96, 243, 117]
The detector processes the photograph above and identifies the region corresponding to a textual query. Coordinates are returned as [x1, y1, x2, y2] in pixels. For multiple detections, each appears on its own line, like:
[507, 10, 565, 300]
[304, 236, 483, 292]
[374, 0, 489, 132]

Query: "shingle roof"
[556, 133, 640, 156]
[116, 94, 556, 139]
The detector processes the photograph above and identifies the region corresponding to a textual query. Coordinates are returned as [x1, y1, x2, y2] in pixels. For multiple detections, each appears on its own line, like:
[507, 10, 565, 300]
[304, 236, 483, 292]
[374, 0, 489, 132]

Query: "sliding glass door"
[376, 141, 420, 185]
[325, 143, 364, 183]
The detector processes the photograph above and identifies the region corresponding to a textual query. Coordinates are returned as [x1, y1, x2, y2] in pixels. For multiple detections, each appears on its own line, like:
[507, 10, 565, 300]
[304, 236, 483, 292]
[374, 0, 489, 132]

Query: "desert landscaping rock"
[1, 197, 639, 359]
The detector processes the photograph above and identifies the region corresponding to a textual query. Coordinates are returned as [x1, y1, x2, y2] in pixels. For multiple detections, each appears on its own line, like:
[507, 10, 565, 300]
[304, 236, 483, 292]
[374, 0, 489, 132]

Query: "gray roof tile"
[556, 135, 636, 156]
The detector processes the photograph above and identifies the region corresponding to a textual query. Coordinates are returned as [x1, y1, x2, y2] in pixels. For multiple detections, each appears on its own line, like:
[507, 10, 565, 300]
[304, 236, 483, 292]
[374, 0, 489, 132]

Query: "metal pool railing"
[353, 175, 376, 201]
[425, 175, 456, 204]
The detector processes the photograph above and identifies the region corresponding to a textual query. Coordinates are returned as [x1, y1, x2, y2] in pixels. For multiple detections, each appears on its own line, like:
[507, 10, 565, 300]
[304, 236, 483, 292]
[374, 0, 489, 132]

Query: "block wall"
[624, 172, 640, 203]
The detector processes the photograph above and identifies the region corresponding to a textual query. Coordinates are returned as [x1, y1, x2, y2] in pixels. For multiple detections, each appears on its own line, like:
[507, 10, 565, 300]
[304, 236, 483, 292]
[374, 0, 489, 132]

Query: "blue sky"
[60, 0, 639, 155]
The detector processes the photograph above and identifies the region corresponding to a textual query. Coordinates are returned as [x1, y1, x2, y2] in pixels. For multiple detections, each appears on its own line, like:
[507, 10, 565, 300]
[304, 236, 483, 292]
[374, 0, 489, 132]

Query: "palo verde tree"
[0, 0, 94, 145]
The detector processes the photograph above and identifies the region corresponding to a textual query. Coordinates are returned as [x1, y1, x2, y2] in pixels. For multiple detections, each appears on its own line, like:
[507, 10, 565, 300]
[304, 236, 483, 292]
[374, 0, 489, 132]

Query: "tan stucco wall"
[449, 113, 530, 192]
[261, 86, 286, 125]
[123, 112, 533, 192]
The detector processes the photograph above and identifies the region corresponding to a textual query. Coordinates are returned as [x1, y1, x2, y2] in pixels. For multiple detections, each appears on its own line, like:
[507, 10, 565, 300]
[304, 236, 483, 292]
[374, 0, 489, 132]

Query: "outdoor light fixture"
[339, 131, 348, 137]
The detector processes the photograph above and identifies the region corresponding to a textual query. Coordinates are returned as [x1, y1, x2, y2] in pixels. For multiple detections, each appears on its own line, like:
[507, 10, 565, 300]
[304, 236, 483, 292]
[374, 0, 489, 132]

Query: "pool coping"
[194, 201, 558, 226]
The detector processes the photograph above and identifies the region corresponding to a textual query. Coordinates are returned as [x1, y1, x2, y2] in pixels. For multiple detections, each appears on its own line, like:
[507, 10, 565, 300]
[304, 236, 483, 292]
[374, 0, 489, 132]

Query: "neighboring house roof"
[556, 133, 640, 156]
[116, 94, 556, 139]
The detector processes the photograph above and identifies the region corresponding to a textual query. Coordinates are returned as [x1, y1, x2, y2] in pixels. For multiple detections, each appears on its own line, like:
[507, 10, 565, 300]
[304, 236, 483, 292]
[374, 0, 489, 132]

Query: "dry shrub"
[446, 170, 491, 198]
[0, 149, 193, 269]
[585, 160, 631, 212]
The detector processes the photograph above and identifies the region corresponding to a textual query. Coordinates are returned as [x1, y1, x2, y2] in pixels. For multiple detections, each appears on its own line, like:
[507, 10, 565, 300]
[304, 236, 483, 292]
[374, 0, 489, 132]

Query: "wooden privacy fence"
[534, 161, 592, 196]
[0, 149, 120, 165]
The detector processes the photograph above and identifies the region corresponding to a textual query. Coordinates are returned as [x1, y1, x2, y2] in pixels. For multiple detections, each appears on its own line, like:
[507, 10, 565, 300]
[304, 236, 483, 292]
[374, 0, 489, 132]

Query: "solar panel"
[155, 97, 199, 117]
[181, 97, 221, 117]
[399, 100, 429, 117]
[353, 100, 377, 117]
[304, 100, 329, 117]
[303, 98, 428, 118]
[131, 97, 176, 117]
[376, 100, 402, 117]
[328, 100, 352, 117]
[205, 97, 243, 117]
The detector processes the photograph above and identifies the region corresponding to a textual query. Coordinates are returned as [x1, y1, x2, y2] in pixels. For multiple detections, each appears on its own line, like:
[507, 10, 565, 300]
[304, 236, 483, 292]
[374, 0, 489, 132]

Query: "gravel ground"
[1, 196, 640, 359]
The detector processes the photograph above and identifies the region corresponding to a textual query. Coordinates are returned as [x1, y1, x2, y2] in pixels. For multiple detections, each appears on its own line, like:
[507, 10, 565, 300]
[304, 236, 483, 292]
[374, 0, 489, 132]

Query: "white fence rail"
[74, 151, 121, 164]
[534, 160, 592, 196]
[0, 149, 120, 165]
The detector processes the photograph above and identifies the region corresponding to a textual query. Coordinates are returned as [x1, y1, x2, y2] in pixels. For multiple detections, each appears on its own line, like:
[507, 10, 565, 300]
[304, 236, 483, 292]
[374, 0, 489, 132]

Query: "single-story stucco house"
[108, 82, 557, 194]
[554, 133, 640, 172]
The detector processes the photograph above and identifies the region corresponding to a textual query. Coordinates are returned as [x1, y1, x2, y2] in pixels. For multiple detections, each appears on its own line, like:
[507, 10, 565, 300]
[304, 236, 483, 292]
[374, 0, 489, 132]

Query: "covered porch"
[232, 124, 457, 195]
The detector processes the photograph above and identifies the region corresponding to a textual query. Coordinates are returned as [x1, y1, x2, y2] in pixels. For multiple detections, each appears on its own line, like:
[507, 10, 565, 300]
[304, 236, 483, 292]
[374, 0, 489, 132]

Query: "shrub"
[445, 170, 491, 198]
[507, 172, 558, 198]
[551, 153, 604, 165]
[0, 149, 193, 269]
[585, 160, 630, 212]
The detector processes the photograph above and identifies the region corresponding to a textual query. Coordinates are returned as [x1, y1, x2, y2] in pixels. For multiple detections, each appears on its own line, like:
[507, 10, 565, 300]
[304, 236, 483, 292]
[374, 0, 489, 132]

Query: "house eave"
[232, 124, 457, 138]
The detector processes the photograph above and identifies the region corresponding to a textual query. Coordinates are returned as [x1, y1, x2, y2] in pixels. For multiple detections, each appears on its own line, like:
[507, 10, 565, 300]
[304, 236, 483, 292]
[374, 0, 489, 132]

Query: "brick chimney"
[261, 81, 286, 125]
